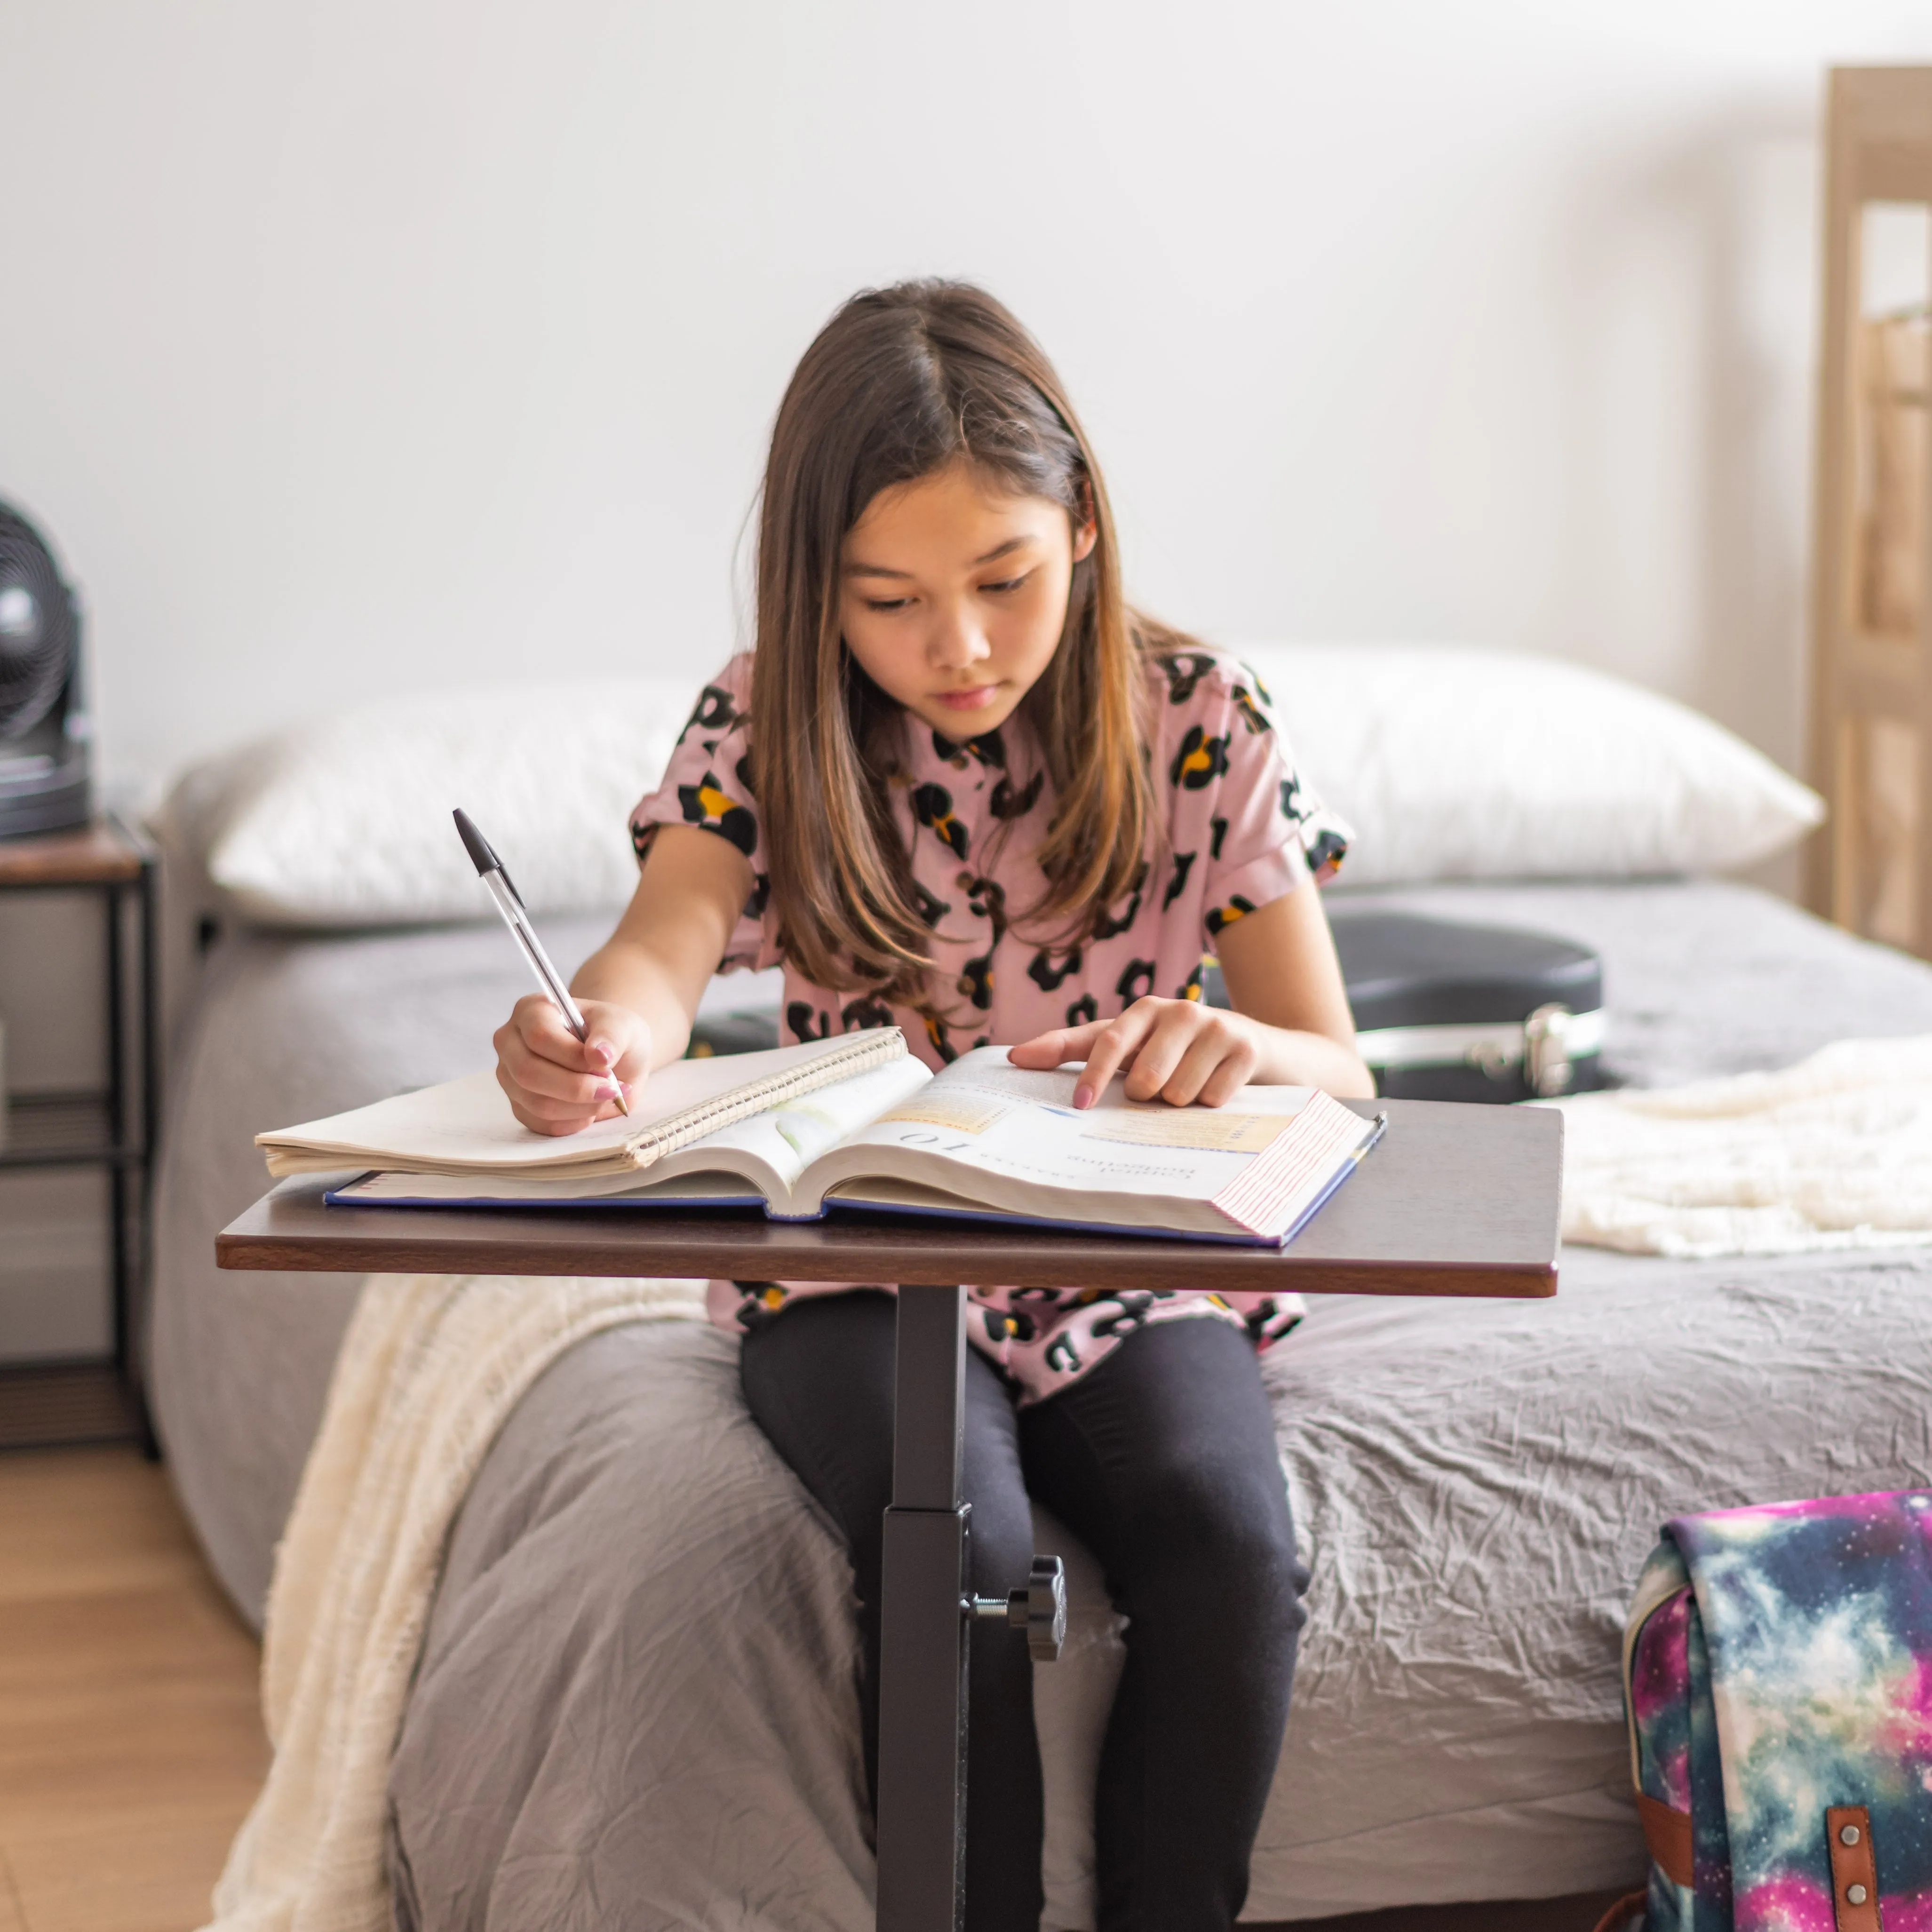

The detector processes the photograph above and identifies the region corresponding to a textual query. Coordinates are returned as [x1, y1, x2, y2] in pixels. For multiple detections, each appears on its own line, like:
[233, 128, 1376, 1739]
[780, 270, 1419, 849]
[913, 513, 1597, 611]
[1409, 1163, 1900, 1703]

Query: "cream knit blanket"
[200, 1269, 705, 1932]
[1556, 1034, 1932, 1259]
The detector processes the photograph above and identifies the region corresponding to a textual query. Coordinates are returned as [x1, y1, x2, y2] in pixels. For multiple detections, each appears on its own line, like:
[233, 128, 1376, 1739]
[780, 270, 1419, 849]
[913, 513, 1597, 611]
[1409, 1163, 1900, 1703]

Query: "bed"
[146, 861, 1932, 1925]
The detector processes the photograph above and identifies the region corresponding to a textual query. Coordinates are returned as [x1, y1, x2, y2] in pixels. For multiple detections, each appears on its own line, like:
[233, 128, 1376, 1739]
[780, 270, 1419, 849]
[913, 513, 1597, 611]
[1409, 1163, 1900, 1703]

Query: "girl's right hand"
[493, 995, 651, 1136]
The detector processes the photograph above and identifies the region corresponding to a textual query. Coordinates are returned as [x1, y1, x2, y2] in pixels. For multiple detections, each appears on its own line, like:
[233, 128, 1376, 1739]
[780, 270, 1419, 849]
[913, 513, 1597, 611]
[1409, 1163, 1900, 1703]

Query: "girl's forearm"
[569, 937, 700, 1070]
[564, 828, 750, 1073]
[1247, 1021, 1378, 1099]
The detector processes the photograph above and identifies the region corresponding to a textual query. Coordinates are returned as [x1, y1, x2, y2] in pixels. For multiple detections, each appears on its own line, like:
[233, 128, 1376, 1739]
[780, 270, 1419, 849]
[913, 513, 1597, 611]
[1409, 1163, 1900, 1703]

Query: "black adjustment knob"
[1008, 1554, 1067, 1662]
[963, 1554, 1069, 1662]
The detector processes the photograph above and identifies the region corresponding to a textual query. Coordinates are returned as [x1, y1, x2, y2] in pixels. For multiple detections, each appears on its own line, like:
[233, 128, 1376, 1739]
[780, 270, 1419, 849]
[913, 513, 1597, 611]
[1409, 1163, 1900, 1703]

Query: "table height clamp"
[874, 1284, 1068, 1932]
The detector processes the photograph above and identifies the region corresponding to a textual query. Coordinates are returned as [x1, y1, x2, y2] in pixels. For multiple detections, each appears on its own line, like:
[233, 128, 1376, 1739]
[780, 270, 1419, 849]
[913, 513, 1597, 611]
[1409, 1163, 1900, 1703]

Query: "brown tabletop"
[217, 1097, 1562, 1298]
[0, 819, 148, 887]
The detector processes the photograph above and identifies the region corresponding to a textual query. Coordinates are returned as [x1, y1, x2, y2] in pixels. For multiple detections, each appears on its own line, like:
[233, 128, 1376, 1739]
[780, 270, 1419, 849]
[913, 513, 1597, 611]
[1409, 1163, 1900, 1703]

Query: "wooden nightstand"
[0, 817, 157, 1449]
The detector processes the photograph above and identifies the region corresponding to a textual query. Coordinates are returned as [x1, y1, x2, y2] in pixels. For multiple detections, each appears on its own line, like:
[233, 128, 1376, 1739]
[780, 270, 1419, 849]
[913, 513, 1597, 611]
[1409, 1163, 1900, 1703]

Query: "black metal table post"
[875, 1282, 970, 1932]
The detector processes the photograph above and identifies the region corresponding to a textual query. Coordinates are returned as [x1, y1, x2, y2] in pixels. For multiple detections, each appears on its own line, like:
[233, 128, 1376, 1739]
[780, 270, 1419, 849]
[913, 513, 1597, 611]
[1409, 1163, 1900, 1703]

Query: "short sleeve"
[628, 654, 775, 971]
[1192, 658, 1352, 949]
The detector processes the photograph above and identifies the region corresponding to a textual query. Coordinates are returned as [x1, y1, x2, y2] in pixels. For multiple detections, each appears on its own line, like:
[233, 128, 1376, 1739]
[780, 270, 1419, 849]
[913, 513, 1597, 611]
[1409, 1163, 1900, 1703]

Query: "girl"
[493, 280, 1372, 1932]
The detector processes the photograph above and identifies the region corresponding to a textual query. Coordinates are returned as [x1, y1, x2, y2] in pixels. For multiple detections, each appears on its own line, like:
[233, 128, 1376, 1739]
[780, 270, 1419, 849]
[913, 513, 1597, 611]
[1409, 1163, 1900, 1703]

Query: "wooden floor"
[0, 1447, 266, 1932]
[0, 1445, 1622, 1932]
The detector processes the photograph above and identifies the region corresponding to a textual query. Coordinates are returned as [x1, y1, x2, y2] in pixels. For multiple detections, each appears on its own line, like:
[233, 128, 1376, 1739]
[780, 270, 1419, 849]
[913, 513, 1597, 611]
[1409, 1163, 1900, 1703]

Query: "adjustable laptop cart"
[218, 1096, 1561, 1931]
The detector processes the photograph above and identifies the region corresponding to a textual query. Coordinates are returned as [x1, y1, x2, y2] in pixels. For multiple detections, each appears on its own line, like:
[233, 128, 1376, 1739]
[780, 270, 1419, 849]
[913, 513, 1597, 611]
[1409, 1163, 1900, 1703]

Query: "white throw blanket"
[1556, 1035, 1932, 1259]
[201, 1270, 706, 1932]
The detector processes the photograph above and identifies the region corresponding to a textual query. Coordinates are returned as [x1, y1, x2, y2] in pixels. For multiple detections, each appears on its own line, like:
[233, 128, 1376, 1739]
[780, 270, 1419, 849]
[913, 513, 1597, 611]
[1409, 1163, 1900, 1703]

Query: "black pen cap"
[453, 808, 502, 876]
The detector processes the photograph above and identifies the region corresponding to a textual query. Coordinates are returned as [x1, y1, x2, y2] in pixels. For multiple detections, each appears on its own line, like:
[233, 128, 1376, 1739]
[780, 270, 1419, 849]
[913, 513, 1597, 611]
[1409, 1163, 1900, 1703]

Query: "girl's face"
[839, 461, 1097, 740]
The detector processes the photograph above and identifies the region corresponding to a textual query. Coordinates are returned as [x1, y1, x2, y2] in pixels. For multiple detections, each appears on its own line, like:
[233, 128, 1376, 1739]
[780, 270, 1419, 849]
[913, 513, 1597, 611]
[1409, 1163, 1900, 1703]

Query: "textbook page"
[795, 1047, 1372, 1240]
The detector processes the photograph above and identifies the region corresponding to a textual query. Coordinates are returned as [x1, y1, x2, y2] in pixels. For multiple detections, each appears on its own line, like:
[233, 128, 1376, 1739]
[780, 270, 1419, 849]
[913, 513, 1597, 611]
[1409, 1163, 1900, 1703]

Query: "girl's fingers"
[1069, 1006, 1159, 1107]
[495, 1009, 629, 1142]
[576, 999, 652, 1084]
[1193, 1041, 1259, 1108]
[494, 1059, 616, 1118]
[496, 1064, 611, 1135]
[1007, 1021, 1110, 1068]
[512, 993, 647, 1085]
[494, 995, 644, 1137]
[513, 993, 594, 1063]
[495, 1022, 620, 1108]
[1120, 1007, 1202, 1101]
[1012, 1001, 1261, 1108]
[507, 1084, 619, 1125]
[1155, 1019, 1256, 1107]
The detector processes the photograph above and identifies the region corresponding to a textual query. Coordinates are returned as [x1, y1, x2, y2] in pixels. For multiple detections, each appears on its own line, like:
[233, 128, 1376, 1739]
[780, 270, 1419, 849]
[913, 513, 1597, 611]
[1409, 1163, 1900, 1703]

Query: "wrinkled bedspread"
[148, 881, 1932, 1924]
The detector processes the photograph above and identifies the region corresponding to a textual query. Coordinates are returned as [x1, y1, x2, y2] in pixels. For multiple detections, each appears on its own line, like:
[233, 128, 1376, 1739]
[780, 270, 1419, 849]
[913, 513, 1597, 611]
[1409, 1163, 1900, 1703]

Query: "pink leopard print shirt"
[630, 646, 1351, 1400]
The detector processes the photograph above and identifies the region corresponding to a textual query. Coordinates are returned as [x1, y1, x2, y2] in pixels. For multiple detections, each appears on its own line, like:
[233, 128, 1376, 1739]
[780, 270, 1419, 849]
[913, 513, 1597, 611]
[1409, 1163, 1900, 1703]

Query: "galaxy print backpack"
[1596, 1490, 1932, 1932]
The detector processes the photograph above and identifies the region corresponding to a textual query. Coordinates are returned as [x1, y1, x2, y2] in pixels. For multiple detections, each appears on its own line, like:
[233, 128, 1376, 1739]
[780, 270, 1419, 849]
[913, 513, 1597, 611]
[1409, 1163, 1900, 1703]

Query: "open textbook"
[262, 1029, 1385, 1246]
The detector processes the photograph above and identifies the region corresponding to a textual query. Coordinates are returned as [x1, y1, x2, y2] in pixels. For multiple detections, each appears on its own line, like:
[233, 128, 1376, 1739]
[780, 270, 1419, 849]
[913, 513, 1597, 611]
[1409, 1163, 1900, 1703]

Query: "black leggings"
[739, 1293, 1308, 1932]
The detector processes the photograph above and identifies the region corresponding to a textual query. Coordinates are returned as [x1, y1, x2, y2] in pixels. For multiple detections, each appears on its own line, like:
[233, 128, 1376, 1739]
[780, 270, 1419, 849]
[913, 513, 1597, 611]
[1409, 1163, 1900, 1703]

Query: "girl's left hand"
[1007, 997, 1260, 1110]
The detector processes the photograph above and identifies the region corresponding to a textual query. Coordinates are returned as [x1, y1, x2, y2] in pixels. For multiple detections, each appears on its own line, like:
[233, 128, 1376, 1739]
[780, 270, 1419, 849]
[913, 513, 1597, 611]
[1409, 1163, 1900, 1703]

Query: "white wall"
[2, 1, 1929, 1361]
[4, 0, 1930, 800]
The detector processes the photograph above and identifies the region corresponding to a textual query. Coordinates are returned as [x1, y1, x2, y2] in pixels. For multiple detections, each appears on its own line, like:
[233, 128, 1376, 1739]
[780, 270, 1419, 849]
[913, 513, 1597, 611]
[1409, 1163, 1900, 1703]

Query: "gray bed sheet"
[147, 881, 1932, 1924]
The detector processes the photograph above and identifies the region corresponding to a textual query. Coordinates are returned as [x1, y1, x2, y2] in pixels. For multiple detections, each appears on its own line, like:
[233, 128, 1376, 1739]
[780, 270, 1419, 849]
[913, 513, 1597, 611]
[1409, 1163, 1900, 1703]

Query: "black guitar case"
[1206, 907, 1605, 1102]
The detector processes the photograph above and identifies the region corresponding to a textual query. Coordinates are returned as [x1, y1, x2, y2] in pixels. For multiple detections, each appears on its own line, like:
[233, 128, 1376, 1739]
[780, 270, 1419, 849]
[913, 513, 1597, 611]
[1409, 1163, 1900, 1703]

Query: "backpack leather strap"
[1827, 1805, 1881, 1932]
[1636, 1790, 1693, 1889]
[1589, 1889, 1648, 1932]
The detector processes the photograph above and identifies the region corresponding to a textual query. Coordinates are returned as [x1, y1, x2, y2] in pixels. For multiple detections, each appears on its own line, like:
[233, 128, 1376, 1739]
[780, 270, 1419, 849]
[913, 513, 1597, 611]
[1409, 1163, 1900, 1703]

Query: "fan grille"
[0, 505, 77, 740]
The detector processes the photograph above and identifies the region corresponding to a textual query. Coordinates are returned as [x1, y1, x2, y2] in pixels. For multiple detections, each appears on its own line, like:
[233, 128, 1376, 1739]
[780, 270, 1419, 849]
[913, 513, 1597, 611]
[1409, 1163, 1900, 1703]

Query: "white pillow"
[154, 647, 1824, 930]
[1239, 644, 1823, 886]
[159, 679, 695, 928]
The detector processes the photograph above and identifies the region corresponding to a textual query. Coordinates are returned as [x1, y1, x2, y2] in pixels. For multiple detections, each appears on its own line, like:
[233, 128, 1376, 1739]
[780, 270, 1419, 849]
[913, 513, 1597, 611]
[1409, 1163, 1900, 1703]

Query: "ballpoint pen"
[453, 807, 630, 1118]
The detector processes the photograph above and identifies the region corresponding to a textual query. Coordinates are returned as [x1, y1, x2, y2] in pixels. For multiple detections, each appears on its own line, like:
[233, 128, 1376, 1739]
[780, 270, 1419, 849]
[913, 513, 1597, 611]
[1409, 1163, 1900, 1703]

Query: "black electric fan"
[0, 501, 90, 838]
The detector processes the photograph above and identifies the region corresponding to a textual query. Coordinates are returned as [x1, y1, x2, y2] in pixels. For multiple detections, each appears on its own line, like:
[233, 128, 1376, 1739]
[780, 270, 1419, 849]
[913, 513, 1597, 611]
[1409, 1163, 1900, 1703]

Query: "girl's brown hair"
[752, 278, 1172, 1002]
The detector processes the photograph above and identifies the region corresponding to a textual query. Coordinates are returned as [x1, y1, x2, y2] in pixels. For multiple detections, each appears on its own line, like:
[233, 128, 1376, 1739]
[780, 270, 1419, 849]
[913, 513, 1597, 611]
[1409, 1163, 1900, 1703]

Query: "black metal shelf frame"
[0, 819, 158, 1450]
